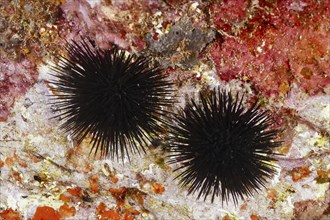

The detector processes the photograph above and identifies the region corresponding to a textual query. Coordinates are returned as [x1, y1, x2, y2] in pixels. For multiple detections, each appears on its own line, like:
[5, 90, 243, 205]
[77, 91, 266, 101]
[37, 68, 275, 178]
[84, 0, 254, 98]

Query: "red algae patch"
[209, 0, 330, 97]
[0, 0, 65, 122]
[0, 0, 66, 122]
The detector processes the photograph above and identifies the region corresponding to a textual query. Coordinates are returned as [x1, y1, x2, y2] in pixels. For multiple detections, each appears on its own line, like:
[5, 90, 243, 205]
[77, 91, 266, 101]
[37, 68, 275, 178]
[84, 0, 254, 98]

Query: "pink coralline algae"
[209, 0, 330, 97]
[0, 59, 37, 121]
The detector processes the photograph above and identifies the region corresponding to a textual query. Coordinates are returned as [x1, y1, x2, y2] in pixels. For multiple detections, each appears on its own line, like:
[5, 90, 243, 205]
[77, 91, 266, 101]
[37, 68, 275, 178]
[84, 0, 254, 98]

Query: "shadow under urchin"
[49, 38, 174, 161]
[168, 88, 281, 204]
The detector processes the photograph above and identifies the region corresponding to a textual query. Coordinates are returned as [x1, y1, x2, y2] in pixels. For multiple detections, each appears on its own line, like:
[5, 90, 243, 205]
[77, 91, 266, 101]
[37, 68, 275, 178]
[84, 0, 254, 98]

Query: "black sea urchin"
[169, 88, 281, 203]
[50, 38, 173, 160]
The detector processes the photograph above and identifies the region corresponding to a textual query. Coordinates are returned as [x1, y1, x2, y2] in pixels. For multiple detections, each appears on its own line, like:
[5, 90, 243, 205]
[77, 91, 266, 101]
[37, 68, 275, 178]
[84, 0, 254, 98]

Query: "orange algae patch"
[250, 214, 261, 220]
[3, 152, 27, 168]
[29, 154, 41, 163]
[96, 205, 139, 220]
[123, 212, 135, 220]
[59, 193, 72, 203]
[109, 187, 127, 201]
[33, 206, 60, 220]
[0, 208, 22, 220]
[267, 189, 278, 209]
[267, 189, 277, 201]
[151, 182, 165, 194]
[96, 202, 107, 214]
[96, 203, 122, 220]
[315, 169, 330, 184]
[290, 166, 312, 182]
[110, 173, 119, 183]
[123, 208, 140, 220]
[278, 145, 290, 155]
[101, 209, 121, 220]
[109, 187, 127, 209]
[17, 160, 27, 168]
[128, 188, 147, 206]
[5, 157, 14, 166]
[0, 160, 5, 167]
[240, 203, 247, 211]
[100, 189, 141, 219]
[13, 152, 27, 168]
[136, 173, 165, 194]
[67, 187, 82, 197]
[82, 161, 94, 174]
[11, 171, 23, 184]
[12, 151, 18, 159]
[89, 175, 100, 193]
[59, 204, 76, 218]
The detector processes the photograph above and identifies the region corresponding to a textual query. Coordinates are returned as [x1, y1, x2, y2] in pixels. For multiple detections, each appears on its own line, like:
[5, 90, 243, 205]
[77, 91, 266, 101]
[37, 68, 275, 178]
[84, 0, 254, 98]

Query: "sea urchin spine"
[50, 38, 174, 161]
[168, 88, 281, 203]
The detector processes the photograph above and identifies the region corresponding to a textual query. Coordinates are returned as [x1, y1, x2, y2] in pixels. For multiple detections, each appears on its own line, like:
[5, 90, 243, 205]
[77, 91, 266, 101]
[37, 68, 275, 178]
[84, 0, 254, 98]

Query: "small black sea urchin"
[169, 88, 281, 203]
[50, 38, 173, 160]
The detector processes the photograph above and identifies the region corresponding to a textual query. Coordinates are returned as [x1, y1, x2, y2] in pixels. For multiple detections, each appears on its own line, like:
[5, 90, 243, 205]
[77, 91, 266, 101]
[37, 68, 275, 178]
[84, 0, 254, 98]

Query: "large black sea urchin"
[169, 88, 281, 203]
[50, 38, 173, 160]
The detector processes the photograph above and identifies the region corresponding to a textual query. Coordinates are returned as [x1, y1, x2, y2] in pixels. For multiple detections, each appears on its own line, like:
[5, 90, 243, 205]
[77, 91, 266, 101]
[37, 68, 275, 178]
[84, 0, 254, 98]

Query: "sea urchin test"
[50, 38, 174, 161]
[168, 89, 281, 203]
